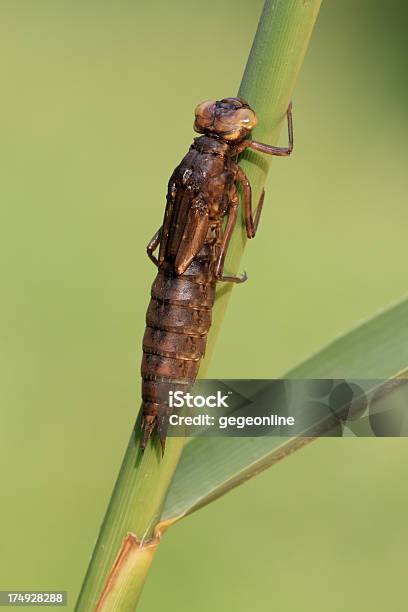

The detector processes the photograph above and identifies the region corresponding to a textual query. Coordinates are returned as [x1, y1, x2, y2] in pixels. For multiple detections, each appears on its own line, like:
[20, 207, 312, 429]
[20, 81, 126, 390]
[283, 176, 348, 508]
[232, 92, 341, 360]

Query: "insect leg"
[146, 226, 162, 266]
[214, 202, 247, 284]
[252, 189, 265, 236]
[218, 272, 247, 283]
[249, 102, 293, 157]
[235, 167, 265, 239]
[236, 167, 252, 239]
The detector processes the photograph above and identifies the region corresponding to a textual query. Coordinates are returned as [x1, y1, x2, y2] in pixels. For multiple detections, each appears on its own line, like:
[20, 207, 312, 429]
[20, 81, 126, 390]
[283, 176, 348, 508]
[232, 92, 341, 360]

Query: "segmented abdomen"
[141, 256, 216, 451]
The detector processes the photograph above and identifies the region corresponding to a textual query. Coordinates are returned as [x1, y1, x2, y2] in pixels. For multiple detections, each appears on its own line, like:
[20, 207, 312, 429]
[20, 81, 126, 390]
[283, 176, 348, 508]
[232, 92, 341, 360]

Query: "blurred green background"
[1, 0, 407, 610]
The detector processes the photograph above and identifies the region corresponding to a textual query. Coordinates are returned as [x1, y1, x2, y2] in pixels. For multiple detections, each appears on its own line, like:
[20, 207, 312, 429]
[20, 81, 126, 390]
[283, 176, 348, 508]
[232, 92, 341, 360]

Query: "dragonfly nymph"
[141, 97, 293, 452]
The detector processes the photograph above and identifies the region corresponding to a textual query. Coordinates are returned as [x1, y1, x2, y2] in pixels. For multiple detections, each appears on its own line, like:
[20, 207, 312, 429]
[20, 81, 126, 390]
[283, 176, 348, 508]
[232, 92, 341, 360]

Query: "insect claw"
[159, 436, 166, 457]
[217, 270, 248, 284]
[140, 415, 156, 451]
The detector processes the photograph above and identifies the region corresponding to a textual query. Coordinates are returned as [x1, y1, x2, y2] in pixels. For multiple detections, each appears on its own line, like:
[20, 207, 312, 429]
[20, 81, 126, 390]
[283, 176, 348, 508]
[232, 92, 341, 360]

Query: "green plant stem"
[75, 1, 322, 610]
[202, 0, 322, 367]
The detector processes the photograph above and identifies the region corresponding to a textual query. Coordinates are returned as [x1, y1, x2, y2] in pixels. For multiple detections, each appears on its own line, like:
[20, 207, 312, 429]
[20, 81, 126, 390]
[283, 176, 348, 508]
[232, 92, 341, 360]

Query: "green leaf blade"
[161, 296, 408, 523]
[287, 297, 408, 379]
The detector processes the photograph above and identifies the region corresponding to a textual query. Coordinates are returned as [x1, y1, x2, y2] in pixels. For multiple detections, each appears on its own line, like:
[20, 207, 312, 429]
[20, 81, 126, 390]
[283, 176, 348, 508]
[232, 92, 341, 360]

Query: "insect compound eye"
[233, 108, 258, 130]
[194, 100, 216, 133]
[212, 105, 258, 140]
[194, 100, 216, 121]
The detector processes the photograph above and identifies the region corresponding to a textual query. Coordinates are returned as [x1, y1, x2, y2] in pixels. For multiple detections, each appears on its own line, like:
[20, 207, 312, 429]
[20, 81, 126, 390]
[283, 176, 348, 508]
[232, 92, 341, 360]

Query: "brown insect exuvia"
[141, 97, 293, 453]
